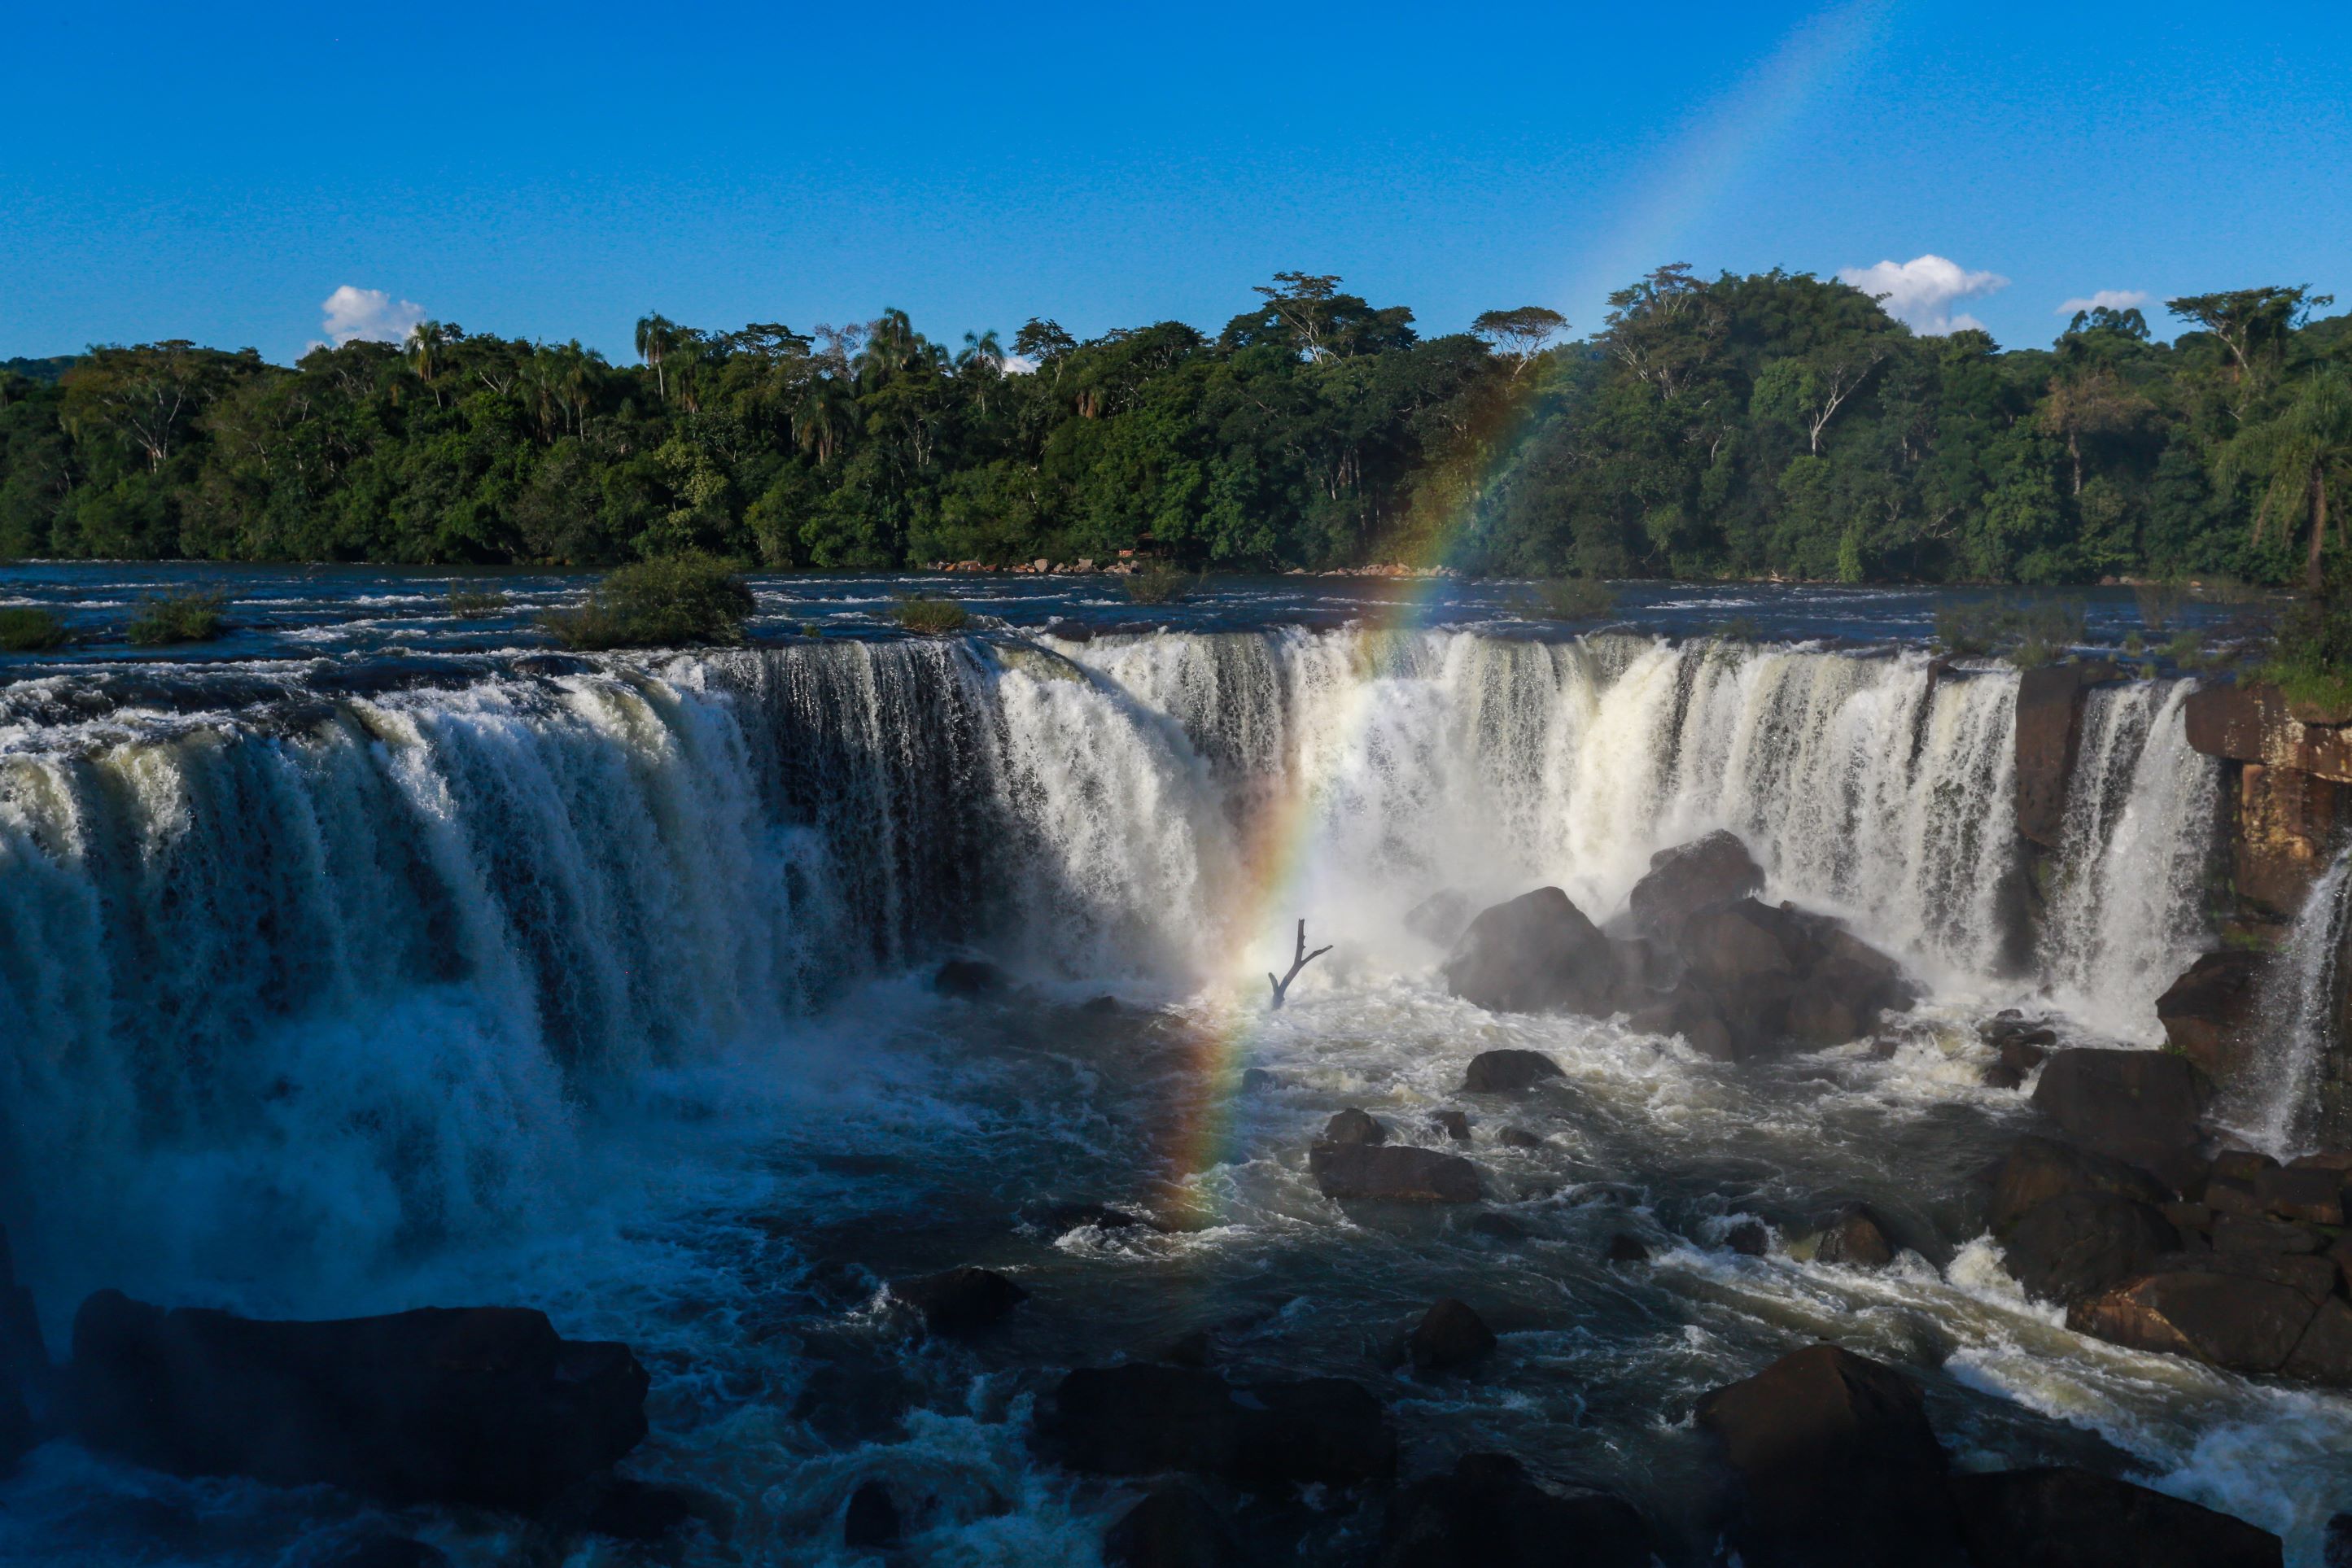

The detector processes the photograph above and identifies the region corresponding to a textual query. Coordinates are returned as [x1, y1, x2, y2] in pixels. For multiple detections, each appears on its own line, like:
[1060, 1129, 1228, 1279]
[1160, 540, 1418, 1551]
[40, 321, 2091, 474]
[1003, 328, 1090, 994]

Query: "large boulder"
[1377, 1452, 1656, 1568]
[1667, 899, 1916, 1058]
[2286, 1297, 2352, 1385]
[1309, 1144, 1481, 1203]
[2003, 1191, 2181, 1305]
[1441, 888, 1615, 1014]
[2157, 951, 2266, 1080]
[1952, 1466, 2282, 1568]
[1461, 1050, 1563, 1094]
[1984, 1135, 2171, 1234]
[2031, 1049, 2214, 1173]
[1812, 1203, 1899, 1269]
[1406, 1299, 1496, 1372]
[1627, 831, 1764, 941]
[2015, 663, 2105, 848]
[889, 1266, 1028, 1334]
[1693, 1344, 1965, 1566]
[1039, 1363, 1396, 1491]
[1102, 1481, 1240, 1568]
[67, 1291, 647, 1510]
[2066, 1271, 2324, 1374]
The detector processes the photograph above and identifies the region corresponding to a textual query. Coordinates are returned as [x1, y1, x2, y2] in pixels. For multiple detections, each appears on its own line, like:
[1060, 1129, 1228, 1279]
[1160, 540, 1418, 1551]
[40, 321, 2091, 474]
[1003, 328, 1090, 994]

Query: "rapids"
[0, 612, 2341, 1566]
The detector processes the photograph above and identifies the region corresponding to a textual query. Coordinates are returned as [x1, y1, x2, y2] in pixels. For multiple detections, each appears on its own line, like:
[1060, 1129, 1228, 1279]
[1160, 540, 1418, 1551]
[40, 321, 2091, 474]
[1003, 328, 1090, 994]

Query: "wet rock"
[1664, 899, 1915, 1057]
[1309, 1144, 1481, 1203]
[1725, 1220, 1769, 1256]
[1983, 1137, 2175, 1234]
[1405, 889, 1475, 949]
[1441, 888, 1616, 1014]
[1469, 1212, 1529, 1241]
[1693, 1344, 1966, 1567]
[66, 1291, 647, 1510]
[1628, 831, 1764, 941]
[1320, 1107, 1388, 1147]
[890, 1266, 1029, 1334]
[2031, 1050, 2214, 1172]
[1606, 1234, 1650, 1264]
[1040, 1363, 1397, 1490]
[1037, 1202, 1159, 1237]
[1081, 994, 1126, 1015]
[933, 958, 1007, 998]
[2328, 1513, 2352, 1568]
[1496, 1126, 1546, 1150]
[2015, 662, 2102, 848]
[1430, 1110, 1471, 1142]
[2212, 1148, 2280, 1183]
[1406, 1299, 1496, 1372]
[1103, 1480, 1239, 1568]
[2156, 951, 2266, 1079]
[1951, 1465, 2283, 1568]
[1813, 1204, 1898, 1269]
[1239, 1068, 1280, 1093]
[1628, 988, 1735, 1059]
[1377, 1452, 1656, 1568]
[2254, 1164, 2348, 1225]
[1607, 937, 1672, 1005]
[844, 1478, 901, 1548]
[2004, 1192, 2180, 1304]
[2067, 1271, 2323, 1374]
[2212, 1215, 2324, 1255]
[2206, 1173, 2267, 1216]
[1462, 1049, 1564, 1094]
[2285, 1297, 2352, 1385]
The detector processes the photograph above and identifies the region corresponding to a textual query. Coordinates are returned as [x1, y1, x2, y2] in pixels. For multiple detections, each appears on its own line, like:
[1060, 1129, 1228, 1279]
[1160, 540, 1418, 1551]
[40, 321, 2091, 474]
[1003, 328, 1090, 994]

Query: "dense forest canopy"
[2, 269, 2346, 583]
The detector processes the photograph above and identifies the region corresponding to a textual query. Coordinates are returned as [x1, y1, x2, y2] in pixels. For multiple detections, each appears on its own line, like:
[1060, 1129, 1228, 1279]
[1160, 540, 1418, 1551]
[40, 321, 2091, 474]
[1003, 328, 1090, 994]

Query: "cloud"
[320, 285, 426, 347]
[2055, 289, 2150, 317]
[999, 353, 1038, 377]
[1836, 255, 2008, 335]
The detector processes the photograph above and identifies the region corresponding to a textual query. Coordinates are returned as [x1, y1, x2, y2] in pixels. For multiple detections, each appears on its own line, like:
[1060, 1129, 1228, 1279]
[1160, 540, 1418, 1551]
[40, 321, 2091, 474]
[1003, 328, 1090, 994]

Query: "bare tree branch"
[1266, 918, 1333, 1010]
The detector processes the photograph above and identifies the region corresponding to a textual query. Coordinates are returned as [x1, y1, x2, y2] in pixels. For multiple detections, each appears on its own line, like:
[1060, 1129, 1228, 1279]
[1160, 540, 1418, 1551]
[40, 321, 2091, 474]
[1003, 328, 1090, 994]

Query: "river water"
[0, 570, 2341, 1566]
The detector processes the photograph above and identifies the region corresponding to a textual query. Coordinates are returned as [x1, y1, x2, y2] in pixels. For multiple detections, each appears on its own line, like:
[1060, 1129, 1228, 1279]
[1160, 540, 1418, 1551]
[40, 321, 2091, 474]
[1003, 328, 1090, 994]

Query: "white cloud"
[1000, 353, 1038, 377]
[319, 285, 426, 347]
[2055, 289, 2150, 317]
[1836, 255, 2009, 335]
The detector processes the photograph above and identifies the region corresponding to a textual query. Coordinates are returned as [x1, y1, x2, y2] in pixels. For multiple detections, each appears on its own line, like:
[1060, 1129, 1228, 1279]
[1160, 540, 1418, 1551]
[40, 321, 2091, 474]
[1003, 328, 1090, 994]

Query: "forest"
[1, 269, 2345, 584]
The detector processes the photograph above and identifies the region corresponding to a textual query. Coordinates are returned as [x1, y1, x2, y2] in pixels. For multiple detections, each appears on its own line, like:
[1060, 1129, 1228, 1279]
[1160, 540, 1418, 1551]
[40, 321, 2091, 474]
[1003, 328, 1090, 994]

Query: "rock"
[66, 1291, 646, 1510]
[933, 958, 1006, 997]
[1462, 1048, 1565, 1094]
[1103, 1481, 1239, 1568]
[1496, 1126, 1546, 1150]
[1693, 1344, 1966, 1567]
[1377, 1452, 1656, 1568]
[2213, 1148, 2282, 1182]
[2015, 662, 2101, 848]
[1441, 888, 1616, 1014]
[1038, 1202, 1157, 1236]
[1039, 1364, 1397, 1490]
[1320, 1107, 1388, 1147]
[1814, 1204, 1898, 1269]
[1628, 831, 1765, 941]
[1665, 899, 1913, 1056]
[1607, 937, 1672, 1005]
[1239, 1068, 1280, 1092]
[1309, 1144, 1482, 1203]
[890, 1266, 1028, 1334]
[1406, 1299, 1496, 1371]
[2031, 1050, 2214, 1171]
[2157, 952, 2266, 1079]
[1606, 1234, 1650, 1264]
[1985, 1135, 2172, 1233]
[2328, 1513, 2352, 1568]
[1951, 1466, 2283, 1568]
[2212, 1215, 2323, 1255]
[2207, 1173, 2267, 1216]
[1405, 889, 1475, 949]
[1081, 994, 1126, 1014]
[2004, 1192, 2181, 1304]
[2233, 761, 2348, 919]
[2286, 1297, 2352, 1385]
[1430, 1110, 1471, 1142]
[844, 1478, 902, 1548]
[1470, 1212, 1529, 1240]
[1725, 1220, 1769, 1256]
[1628, 987, 1736, 1060]
[2254, 1164, 2347, 1225]
[2067, 1271, 2323, 1374]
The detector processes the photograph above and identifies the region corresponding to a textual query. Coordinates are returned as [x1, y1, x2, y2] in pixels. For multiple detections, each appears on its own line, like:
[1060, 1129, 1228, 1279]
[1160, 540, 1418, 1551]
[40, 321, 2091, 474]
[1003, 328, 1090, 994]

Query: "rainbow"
[1145, 0, 1899, 1203]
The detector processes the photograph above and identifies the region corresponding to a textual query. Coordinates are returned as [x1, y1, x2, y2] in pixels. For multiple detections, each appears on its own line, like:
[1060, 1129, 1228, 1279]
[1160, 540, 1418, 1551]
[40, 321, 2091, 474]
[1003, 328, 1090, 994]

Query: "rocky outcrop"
[1952, 1467, 2284, 1568]
[67, 1291, 648, 1510]
[890, 1266, 1029, 1334]
[2157, 951, 2266, 1078]
[1039, 1363, 1396, 1490]
[1440, 887, 1615, 1013]
[1693, 1344, 1966, 1566]
[2015, 662, 2114, 847]
[1983, 1135, 2170, 1234]
[1406, 1299, 1495, 1371]
[1377, 1452, 1656, 1568]
[2030, 1049, 2213, 1178]
[2004, 1191, 2180, 1304]
[1626, 830, 1763, 941]
[1812, 1203, 1898, 1269]
[2067, 1270, 2325, 1374]
[1461, 1050, 1563, 1093]
[1663, 897, 1917, 1059]
[1309, 1143, 1481, 1203]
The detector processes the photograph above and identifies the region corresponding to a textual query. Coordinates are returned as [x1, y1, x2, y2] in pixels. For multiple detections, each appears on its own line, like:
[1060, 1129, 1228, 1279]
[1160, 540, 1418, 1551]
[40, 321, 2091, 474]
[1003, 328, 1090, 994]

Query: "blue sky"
[4, 0, 2346, 365]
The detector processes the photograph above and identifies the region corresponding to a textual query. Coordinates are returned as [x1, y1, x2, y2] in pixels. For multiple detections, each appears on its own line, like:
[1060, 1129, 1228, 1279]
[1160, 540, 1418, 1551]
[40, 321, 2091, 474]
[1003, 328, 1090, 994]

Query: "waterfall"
[2227, 849, 2352, 1157]
[2037, 681, 2223, 1041]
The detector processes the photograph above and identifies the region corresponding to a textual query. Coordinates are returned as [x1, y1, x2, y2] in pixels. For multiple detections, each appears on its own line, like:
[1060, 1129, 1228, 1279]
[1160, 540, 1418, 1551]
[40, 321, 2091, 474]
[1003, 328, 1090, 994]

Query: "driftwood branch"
[1266, 918, 1333, 1010]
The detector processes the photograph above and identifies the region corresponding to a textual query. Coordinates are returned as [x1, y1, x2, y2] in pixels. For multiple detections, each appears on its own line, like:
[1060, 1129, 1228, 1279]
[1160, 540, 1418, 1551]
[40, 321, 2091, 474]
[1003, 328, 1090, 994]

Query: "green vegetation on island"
[540, 552, 754, 649]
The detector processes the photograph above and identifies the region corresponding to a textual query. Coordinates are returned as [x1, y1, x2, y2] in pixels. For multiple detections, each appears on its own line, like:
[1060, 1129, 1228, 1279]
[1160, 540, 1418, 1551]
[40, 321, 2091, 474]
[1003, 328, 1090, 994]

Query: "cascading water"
[2227, 848, 2352, 1156]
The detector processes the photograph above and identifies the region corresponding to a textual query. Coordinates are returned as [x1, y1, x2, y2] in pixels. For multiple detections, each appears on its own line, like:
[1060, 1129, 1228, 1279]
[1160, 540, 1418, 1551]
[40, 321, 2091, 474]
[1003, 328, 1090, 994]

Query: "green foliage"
[125, 589, 227, 645]
[2262, 569, 2352, 713]
[893, 595, 970, 634]
[541, 552, 754, 649]
[1532, 576, 1616, 620]
[446, 583, 509, 616]
[0, 607, 68, 650]
[1123, 563, 1200, 605]
[1933, 596, 2085, 666]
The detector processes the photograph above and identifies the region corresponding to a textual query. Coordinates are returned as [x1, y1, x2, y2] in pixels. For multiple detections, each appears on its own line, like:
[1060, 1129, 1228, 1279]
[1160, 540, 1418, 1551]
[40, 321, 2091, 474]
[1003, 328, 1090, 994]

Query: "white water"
[2227, 849, 2352, 1156]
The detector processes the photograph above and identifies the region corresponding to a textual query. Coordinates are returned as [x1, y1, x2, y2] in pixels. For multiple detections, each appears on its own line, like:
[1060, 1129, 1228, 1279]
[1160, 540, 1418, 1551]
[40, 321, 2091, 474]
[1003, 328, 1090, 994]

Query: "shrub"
[447, 584, 510, 616]
[0, 607, 68, 651]
[541, 553, 755, 649]
[125, 590, 228, 646]
[1932, 596, 2084, 666]
[1123, 563, 1203, 605]
[2006, 600, 2086, 669]
[894, 595, 970, 635]
[1533, 576, 1615, 620]
[2262, 570, 2352, 714]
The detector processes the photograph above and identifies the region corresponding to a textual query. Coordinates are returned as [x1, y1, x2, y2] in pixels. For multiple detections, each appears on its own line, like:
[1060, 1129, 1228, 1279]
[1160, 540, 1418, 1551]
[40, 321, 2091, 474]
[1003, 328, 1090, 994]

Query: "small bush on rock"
[543, 553, 754, 649]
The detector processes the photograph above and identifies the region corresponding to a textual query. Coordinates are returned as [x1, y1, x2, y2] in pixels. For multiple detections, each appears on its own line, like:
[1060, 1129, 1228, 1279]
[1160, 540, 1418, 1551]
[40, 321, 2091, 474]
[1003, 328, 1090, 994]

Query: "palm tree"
[2223, 366, 2352, 591]
[635, 312, 680, 400]
[406, 321, 450, 406]
[793, 377, 855, 466]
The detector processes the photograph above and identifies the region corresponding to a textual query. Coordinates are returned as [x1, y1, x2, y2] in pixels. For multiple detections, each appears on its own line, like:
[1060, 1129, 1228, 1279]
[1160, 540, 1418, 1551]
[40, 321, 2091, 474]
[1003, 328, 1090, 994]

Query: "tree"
[2166, 286, 2333, 389]
[59, 341, 254, 473]
[405, 321, 455, 407]
[2221, 365, 2352, 590]
[635, 312, 683, 399]
[1471, 306, 1568, 381]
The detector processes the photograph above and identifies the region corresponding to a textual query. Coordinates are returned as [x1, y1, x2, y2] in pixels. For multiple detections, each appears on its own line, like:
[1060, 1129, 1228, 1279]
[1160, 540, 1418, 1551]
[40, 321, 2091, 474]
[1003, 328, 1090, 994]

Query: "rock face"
[1441, 887, 1615, 1014]
[1377, 1452, 1655, 1568]
[1627, 830, 1763, 941]
[1813, 1204, 1898, 1269]
[1983, 1135, 2171, 1234]
[1103, 1482, 1239, 1568]
[1667, 898, 1916, 1059]
[2030, 1049, 2214, 1174]
[1461, 1050, 1563, 1094]
[1309, 1144, 1482, 1203]
[890, 1267, 1028, 1334]
[1694, 1344, 1965, 1567]
[2157, 952, 2266, 1079]
[2015, 663, 2110, 848]
[1952, 1466, 2283, 1568]
[1039, 1363, 1397, 1491]
[1406, 1299, 1496, 1371]
[2066, 1271, 2324, 1374]
[2003, 1191, 2180, 1304]
[68, 1291, 648, 1510]
[1321, 1107, 1388, 1147]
